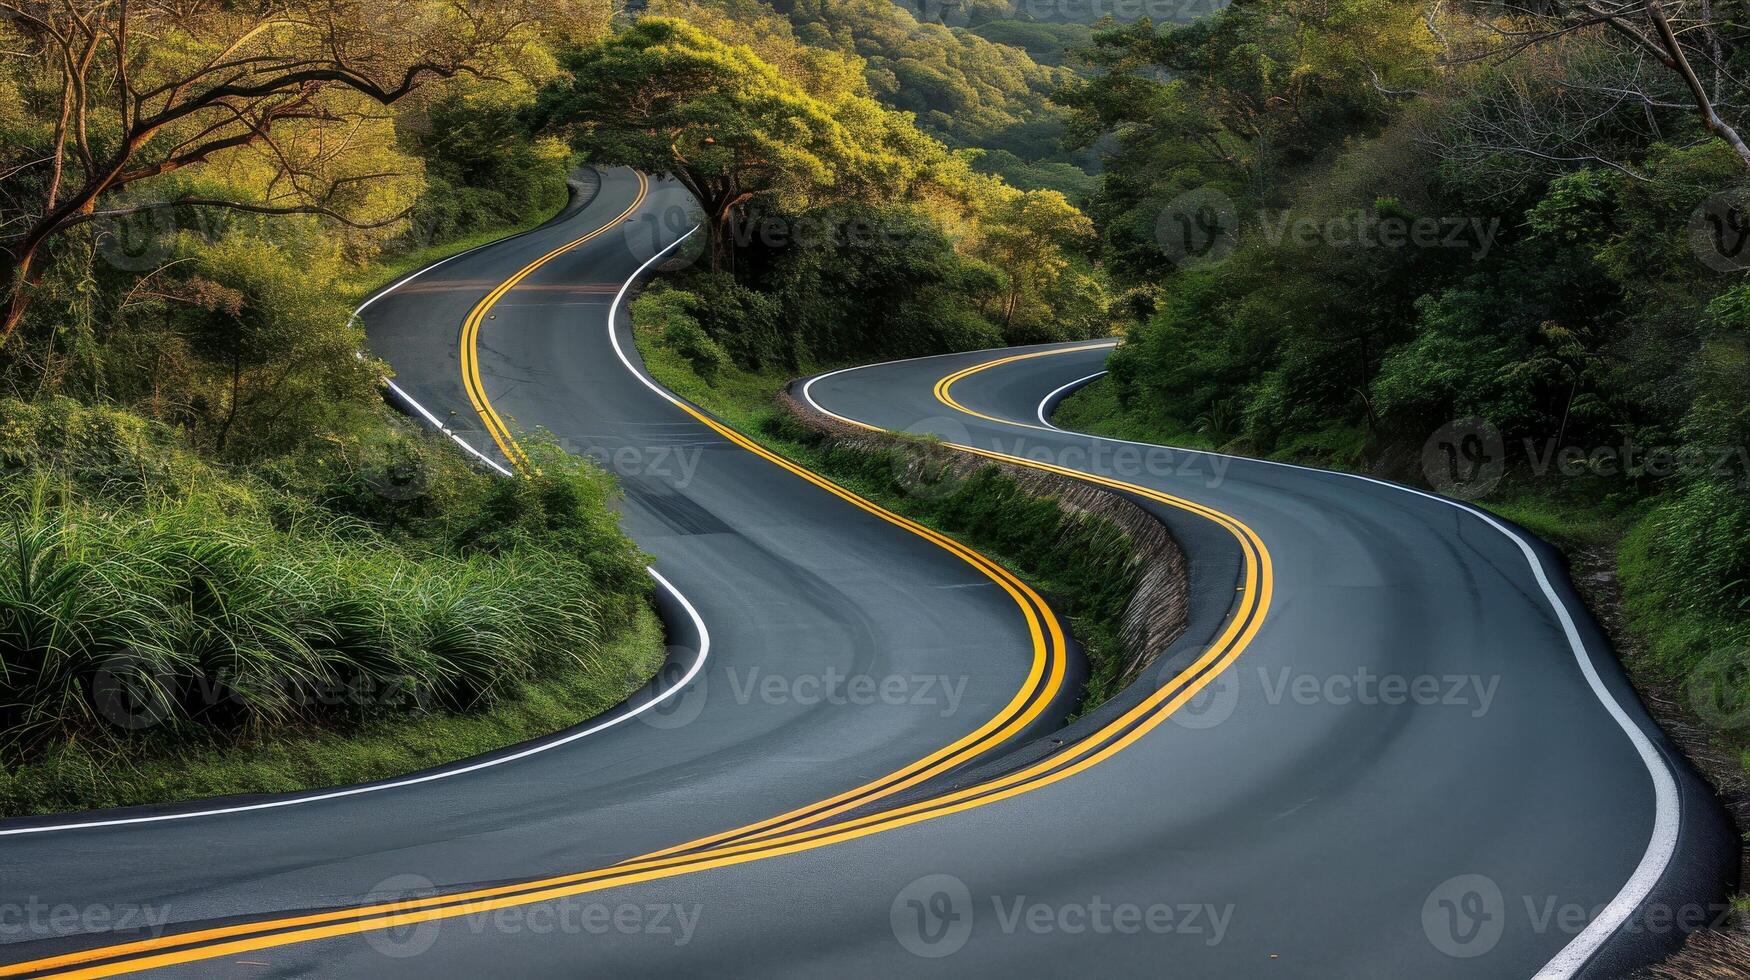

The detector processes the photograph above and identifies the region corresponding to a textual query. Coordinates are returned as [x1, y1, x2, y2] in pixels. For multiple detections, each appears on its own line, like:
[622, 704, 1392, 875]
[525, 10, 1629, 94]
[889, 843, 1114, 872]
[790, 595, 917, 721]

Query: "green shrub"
[631, 285, 729, 381]
[0, 403, 649, 764]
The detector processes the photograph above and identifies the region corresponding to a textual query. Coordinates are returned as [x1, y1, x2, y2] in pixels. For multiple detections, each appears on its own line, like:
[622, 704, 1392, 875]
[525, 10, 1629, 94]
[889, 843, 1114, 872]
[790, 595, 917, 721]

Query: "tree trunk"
[708, 202, 734, 275]
[0, 248, 36, 346]
[704, 192, 753, 275]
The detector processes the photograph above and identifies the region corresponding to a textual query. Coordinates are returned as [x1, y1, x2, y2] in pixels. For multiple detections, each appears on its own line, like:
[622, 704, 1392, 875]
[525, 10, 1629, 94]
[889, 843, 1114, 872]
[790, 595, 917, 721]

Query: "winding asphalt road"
[0, 167, 1733, 978]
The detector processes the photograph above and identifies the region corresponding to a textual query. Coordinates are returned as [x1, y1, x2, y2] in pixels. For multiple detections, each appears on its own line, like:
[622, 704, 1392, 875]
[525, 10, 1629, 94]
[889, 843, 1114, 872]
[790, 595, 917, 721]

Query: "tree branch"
[63, 197, 415, 230]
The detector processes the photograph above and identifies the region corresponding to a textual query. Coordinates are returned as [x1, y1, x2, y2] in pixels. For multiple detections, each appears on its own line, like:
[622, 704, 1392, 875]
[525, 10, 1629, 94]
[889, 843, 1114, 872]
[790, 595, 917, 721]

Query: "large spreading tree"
[0, 0, 570, 346]
[534, 17, 926, 270]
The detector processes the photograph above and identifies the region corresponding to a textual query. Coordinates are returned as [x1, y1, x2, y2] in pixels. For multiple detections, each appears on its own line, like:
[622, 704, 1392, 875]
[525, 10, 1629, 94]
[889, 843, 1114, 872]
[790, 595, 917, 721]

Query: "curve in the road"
[0, 173, 1087, 978]
[922, 344, 1681, 977]
[802, 340, 1736, 978]
[4, 168, 1733, 980]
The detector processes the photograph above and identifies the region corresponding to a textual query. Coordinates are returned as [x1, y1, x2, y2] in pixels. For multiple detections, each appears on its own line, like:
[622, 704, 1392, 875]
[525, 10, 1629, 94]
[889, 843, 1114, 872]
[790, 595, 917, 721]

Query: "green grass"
[1052, 378, 1210, 450]
[0, 604, 664, 815]
[0, 398, 665, 816]
[1483, 491, 1634, 553]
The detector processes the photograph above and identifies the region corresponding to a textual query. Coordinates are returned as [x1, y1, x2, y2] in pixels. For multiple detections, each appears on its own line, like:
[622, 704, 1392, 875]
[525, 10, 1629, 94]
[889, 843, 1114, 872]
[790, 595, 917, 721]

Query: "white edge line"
[1036, 370, 1108, 429]
[385, 378, 514, 478]
[353, 235, 499, 315]
[606, 226, 702, 403]
[352, 224, 522, 474]
[0, 209, 715, 836]
[802, 343, 1679, 980]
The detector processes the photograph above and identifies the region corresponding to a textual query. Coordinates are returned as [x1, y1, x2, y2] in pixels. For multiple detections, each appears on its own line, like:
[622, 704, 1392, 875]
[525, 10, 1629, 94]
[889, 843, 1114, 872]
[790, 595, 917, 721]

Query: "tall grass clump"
[1620, 480, 1750, 715]
[0, 399, 650, 765]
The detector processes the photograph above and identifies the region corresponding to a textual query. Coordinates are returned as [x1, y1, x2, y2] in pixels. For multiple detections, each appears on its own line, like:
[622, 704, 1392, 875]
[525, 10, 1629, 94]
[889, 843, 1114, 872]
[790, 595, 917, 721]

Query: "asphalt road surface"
[0, 168, 1733, 979]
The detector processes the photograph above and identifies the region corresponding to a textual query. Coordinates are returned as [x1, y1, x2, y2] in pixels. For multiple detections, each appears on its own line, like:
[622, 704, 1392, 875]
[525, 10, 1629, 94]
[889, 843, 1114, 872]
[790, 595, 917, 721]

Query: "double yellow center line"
[460, 173, 651, 473]
[4, 210, 1272, 980]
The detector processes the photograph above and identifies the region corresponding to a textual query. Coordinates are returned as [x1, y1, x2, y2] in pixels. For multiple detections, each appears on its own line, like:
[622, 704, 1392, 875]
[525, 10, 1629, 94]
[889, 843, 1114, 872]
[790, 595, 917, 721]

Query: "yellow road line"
[8, 385, 1073, 980]
[459, 173, 651, 474]
[9, 339, 1270, 980]
[5, 213, 1077, 980]
[932, 342, 1117, 430]
[618, 407, 1067, 859]
[452, 192, 1075, 859]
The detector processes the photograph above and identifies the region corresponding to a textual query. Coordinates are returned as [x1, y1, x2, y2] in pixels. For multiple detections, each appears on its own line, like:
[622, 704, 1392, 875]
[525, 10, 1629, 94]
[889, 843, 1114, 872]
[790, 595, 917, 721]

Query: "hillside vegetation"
[537, 14, 1113, 356]
[1051, 0, 1750, 776]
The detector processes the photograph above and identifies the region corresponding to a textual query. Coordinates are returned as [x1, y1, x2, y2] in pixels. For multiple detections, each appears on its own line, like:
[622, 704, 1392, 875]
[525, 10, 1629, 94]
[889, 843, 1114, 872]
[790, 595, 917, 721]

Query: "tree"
[976, 186, 1097, 337]
[1436, 0, 1750, 172]
[0, 0, 567, 346]
[534, 17, 923, 270]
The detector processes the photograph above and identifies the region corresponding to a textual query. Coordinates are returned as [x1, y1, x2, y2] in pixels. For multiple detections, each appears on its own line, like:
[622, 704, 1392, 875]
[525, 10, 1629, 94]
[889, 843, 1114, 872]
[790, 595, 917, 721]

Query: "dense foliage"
[558, 15, 1111, 363]
[1057, 0, 1750, 710]
[645, 0, 1098, 192]
[0, 0, 1118, 774]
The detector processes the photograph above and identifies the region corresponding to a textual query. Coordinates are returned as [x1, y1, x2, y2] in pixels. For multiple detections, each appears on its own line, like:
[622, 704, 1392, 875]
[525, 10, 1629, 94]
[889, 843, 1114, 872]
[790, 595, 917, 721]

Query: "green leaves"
[0, 400, 649, 763]
[538, 17, 940, 267]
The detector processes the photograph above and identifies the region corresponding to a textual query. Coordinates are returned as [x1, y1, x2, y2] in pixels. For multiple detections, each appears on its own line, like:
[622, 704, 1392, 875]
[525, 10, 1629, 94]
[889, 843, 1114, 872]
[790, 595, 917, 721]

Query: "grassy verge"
[633, 316, 1172, 716]
[0, 605, 664, 816]
[0, 393, 665, 817]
